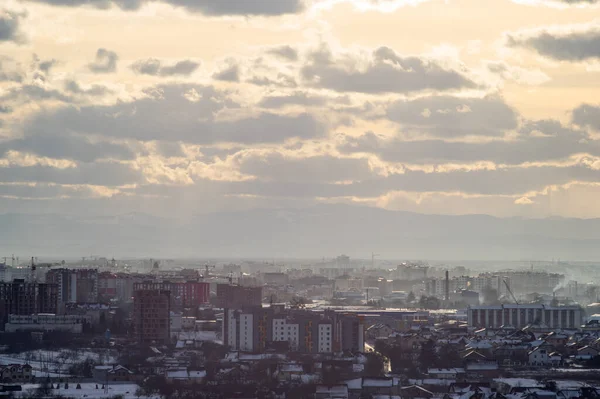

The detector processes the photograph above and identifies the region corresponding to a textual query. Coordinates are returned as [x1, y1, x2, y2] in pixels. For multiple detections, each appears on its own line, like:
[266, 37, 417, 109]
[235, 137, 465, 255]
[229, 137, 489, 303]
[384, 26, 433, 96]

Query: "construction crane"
[203, 264, 216, 279]
[503, 278, 519, 305]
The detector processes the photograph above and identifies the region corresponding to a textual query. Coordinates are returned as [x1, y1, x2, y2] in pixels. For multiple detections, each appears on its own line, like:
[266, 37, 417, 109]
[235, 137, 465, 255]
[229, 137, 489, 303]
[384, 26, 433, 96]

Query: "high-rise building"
[0, 279, 58, 325]
[216, 284, 262, 309]
[46, 268, 98, 310]
[133, 283, 171, 344]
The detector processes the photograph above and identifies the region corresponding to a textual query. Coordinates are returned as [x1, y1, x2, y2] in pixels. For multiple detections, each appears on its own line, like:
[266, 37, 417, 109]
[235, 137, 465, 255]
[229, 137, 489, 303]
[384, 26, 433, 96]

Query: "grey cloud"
[247, 73, 297, 88]
[267, 45, 299, 61]
[64, 80, 112, 96]
[338, 119, 598, 165]
[259, 92, 329, 108]
[24, 84, 325, 145]
[156, 141, 184, 158]
[237, 153, 374, 184]
[572, 103, 600, 129]
[0, 57, 24, 82]
[507, 27, 600, 61]
[386, 95, 518, 137]
[39, 59, 58, 74]
[88, 48, 118, 73]
[0, 162, 142, 186]
[0, 10, 24, 43]
[213, 63, 240, 82]
[0, 183, 102, 199]
[22, 0, 304, 15]
[0, 105, 12, 113]
[0, 84, 73, 103]
[131, 58, 200, 76]
[217, 163, 600, 198]
[0, 134, 135, 162]
[301, 46, 477, 94]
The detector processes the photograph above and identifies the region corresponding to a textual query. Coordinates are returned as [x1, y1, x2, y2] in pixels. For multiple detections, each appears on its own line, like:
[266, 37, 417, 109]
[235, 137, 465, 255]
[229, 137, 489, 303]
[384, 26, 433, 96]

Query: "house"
[465, 362, 500, 379]
[494, 345, 529, 367]
[427, 368, 465, 380]
[523, 392, 558, 399]
[367, 324, 394, 339]
[529, 346, 557, 367]
[362, 377, 398, 396]
[315, 385, 349, 399]
[165, 368, 206, 384]
[398, 385, 434, 399]
[277, 363, 303, 381]
[576, 346, 599, 359]
[0, 365, 32, 383]
[92, 365, 135, 383]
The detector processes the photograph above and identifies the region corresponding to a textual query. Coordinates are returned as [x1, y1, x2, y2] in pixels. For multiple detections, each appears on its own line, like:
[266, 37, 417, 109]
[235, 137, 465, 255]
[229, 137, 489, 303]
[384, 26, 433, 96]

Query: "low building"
[165, 369, 206, 384]
[4, 314, 89, 333]
[92, 365, 135, 383]
[0, 364, 32, 383]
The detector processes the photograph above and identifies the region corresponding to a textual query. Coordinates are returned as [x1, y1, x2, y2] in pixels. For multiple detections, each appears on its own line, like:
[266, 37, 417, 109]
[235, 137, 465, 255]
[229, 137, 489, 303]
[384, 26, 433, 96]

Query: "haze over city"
[2, 0, 600, 258]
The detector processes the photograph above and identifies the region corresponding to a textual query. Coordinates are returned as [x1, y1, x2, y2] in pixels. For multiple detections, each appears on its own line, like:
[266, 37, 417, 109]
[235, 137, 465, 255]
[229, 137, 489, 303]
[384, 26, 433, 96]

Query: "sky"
[2, 0, 600, 221]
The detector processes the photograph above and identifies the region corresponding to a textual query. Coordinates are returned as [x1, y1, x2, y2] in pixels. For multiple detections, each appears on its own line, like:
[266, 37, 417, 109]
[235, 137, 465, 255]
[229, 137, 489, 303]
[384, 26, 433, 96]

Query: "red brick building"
[133, 284, 170, 344]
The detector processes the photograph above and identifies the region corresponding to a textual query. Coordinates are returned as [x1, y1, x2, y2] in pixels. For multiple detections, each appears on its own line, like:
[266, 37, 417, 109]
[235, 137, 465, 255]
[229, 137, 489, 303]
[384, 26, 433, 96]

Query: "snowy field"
[0, 349, 117, 377]
[19, 383, 160, 399]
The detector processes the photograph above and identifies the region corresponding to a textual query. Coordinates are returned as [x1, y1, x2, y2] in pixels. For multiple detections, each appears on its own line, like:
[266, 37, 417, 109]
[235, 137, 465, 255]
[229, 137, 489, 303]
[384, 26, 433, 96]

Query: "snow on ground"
[0, 348, 117, 377]
[19, 383, 160, 399]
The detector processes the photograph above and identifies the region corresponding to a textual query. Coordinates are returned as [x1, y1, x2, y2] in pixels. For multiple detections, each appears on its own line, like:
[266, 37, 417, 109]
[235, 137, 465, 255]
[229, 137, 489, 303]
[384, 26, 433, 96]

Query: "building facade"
[467, 304, 583, 329]
[5, 313, 90, 333]
[46, 268, 98, 310]
[215, 284, 262, 309]
[223, 306, 364, 354]
[0, 280, 58, 325]
[133, 284, 171, 344]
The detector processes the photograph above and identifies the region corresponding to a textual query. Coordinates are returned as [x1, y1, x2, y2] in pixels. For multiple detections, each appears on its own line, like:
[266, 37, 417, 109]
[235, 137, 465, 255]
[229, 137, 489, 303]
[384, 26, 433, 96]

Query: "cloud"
[0, 134, 135, 163]
[88, 48, 118, 73]
[131, 58, 200, 76]
[0, 162, 142, 186]
[485, 61, 550, 85]
[22, 0, 304, 15]
[338, 119, 598, 164]
[64, 80, 112, 96]
[507, 24, 600, 61]
[301, 45, 477, 94]
[267, 45, 299, 61]
[236, 152, 375, 183]
[258, 92, 334, 108]
[0, 56, 24, 82]
[213, 62, 240, 82]
[386, 95, 518, 137]
[23, 84, 325, 145]
[247, 73, 297, 88]
[0, 183, 105, 199]
[0, 9, 25, 44]
[572, 103, 600, 130]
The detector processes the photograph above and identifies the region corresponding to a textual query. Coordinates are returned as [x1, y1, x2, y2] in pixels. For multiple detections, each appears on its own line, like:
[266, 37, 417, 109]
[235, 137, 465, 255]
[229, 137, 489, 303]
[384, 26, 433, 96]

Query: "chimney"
[445, 270, 449, 302]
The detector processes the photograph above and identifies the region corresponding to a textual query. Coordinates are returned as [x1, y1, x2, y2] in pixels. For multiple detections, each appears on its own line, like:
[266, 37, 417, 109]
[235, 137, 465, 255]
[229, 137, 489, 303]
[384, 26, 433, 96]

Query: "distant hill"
[1, 204, 600, 260]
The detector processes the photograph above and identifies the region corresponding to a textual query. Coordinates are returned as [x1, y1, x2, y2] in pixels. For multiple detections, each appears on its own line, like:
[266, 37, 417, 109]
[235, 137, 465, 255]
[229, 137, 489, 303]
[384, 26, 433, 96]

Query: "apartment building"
[0, 279, 58, 325]
[223, 306, 363, 354]
[215, 284, 262, 309]
[133, 283, 171, 344]
[46, 268, 98, 310]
